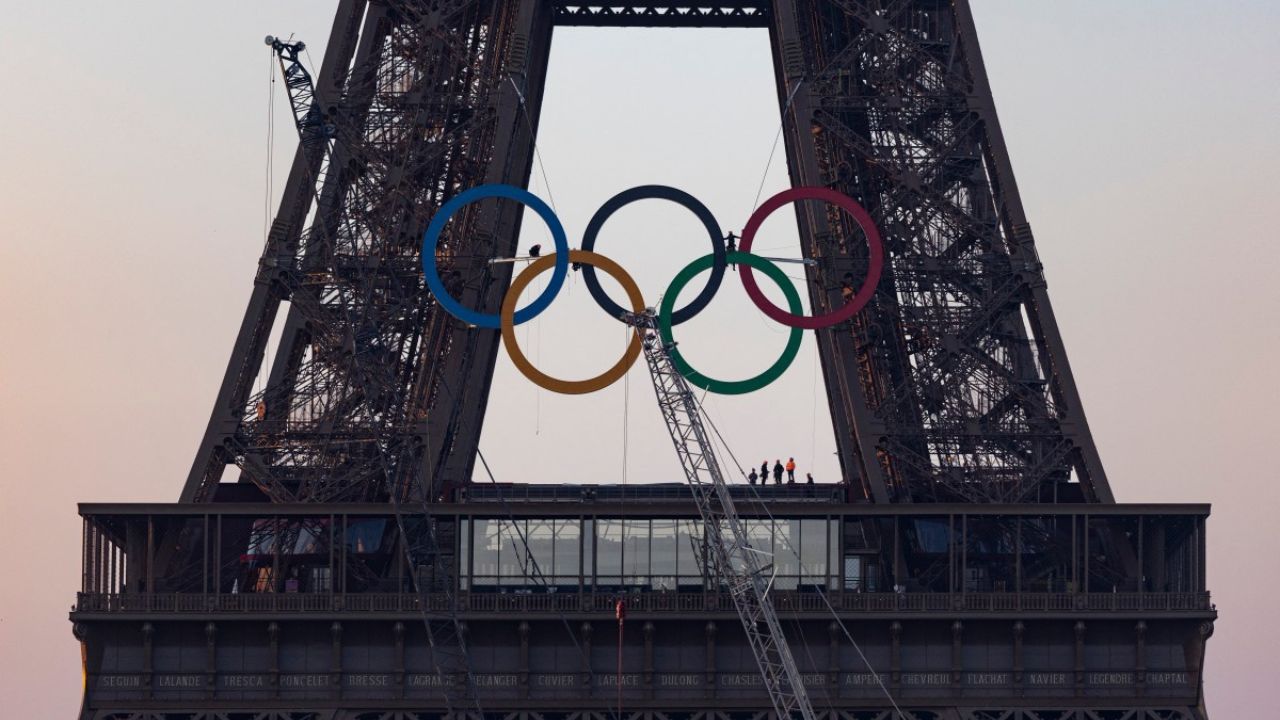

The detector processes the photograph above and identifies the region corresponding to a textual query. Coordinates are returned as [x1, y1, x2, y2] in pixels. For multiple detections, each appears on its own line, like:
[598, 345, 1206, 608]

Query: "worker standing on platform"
[773, 460, 784, 485]
[748, 468, 758, 485]
[785, 457, 796, 483]
[761, 461, 769, 483]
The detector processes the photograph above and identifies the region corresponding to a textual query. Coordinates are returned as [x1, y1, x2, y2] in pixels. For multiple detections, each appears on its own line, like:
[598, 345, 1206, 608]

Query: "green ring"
[658, 251, 804, 395]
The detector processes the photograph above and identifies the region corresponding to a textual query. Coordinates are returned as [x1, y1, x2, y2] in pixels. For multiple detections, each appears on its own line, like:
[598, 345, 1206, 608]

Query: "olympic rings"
[422, 184, 570, 329]
[658, 252, 804, 395]
[420, 184, 885, 395]
[738, 186, 884, 330]
[501, 250, 645, 395]
[580, 185, 725, 326]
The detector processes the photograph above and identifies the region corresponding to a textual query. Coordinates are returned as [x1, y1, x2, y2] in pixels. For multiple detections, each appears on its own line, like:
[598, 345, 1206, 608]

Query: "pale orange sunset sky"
[1, 1, 1278, 717]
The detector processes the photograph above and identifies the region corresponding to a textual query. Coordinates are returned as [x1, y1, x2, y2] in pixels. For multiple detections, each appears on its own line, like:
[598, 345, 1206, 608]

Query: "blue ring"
[579, 185, 725, 325]
[422, 184, 570, 329]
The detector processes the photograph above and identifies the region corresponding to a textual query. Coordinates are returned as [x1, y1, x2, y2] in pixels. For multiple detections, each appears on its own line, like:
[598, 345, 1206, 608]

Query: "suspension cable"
[690, 390, 906, 719]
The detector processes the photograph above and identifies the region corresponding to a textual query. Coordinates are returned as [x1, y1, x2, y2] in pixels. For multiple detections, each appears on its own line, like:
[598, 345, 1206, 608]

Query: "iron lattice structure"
[68, 3, 1216, 720]
[183, 0, 1115, 510]
[771, 1, 1112, 505]
[185, 0, 557, 505]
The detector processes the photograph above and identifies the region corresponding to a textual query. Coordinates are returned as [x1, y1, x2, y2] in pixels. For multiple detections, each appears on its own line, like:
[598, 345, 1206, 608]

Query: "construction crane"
[626, 309, 819, 720]
[270, 36, 814, 718]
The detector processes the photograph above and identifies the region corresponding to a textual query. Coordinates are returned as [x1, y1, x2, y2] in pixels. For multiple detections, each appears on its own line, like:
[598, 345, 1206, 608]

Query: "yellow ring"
[500, 249, 645, 395]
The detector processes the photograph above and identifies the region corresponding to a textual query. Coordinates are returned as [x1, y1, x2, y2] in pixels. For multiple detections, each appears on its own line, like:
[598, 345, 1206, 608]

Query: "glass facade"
[460, 517, 837, 591]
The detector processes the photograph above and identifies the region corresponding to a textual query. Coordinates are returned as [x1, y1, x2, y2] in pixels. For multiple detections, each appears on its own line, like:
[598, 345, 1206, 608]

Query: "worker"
[748, 469, 758, 485]
[772, 460, 784, 485]
[528, 243, 542, 258]
[255, 400, 267, 421]
[761, 461, 769, 483]
[806, 472, 814, 485]
[840, 281, 854, 303]
[724, 232, 739, 272]
[786, 457, 796, 483]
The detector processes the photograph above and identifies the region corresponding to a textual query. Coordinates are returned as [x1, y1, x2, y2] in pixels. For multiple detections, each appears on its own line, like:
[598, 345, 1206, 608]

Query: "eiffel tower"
[72, 3, 1215, 719]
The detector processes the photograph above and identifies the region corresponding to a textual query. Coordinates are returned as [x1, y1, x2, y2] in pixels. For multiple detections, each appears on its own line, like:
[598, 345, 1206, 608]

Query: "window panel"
[498, 520, 527, 586]
[651, 520, 677, 590]
[676, 520, 703, 586]
[553, 519, 581, 585]
[473, 520, 500, 584]
[526, 519, 555, 580]
[623, 519, 650, 586]
[775, 519, 801, 589]
[583, 519, 595, 584]
[460, 519, 470, 588]
[597, 520, 623, 584]
[800, 519, 826, 578]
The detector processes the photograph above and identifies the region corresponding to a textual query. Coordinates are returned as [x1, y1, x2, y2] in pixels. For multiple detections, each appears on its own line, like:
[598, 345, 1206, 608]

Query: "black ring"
[580, 185, 726, 325]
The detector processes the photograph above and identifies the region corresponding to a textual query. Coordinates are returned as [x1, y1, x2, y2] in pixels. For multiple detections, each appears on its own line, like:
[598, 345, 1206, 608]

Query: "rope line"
[748, 78, 804, 216]
[689, 391, 906, 719]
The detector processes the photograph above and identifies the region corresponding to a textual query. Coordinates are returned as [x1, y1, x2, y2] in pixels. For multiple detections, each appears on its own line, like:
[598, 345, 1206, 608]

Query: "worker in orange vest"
[785, 458, 796, 483]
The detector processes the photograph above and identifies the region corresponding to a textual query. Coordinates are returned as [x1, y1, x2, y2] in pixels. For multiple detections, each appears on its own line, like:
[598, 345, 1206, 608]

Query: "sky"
[1, 1, 1278, 717]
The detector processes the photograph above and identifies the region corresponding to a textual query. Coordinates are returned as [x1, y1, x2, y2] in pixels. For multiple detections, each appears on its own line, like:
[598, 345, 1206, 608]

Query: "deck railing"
[73, 590, 1213, 615]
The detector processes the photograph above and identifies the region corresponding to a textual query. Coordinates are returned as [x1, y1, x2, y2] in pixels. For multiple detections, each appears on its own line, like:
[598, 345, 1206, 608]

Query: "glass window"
[597, 520, 623, 584]
[552, 519, 581, 585]
[526, 519, 555, 581]
[498, 520, 527, 586]
[829, 520, 840, 587]
[843, 556, 862, 590]
[623, 520, 650, 586]
[650, 520, 677, 590]
[473, 520, 500, 583]
[460, 519, 471, 587]
[775, 519, 801, 589]
[745, 520, 773, 556]
[913, 518, 951, 553]
[676, 520, 703, 587]
[346, 519, 387, 554]
[800, 519, 827, 579]
[583, 519, 594, 584]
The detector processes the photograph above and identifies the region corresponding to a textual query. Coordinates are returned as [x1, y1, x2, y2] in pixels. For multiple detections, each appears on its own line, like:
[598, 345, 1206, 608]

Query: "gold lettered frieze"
[345, 673, 394, 688]
[406, 673, 454, 689]
[219, 674, 270, 690]
[533, 673, 578, 689]
[596, 673, 643, 688]
[1146, 672, 1190, 685]
[1086, 672, 1135, 686]
[719, 672, 826, 689]
[1026, 672, 1072, 687]
[655, 673, 702, 688]
[279, 674, 330, 690]
[154, 674, 204, 690]
[96, 674, 144, 690]
[842, 672, 891, 688]
[720, 673, 764, 688]
[473, 674, 521, 688]
[963, 672, 1011, 686]
[900, 673, 949, 686]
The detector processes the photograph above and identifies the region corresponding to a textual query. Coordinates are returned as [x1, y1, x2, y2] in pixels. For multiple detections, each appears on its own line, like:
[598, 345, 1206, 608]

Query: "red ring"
[738, 187, 884, 330]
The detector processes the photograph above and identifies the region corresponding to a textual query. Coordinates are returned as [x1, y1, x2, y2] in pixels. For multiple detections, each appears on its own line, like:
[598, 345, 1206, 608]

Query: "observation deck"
[72, 484, 1214, 719]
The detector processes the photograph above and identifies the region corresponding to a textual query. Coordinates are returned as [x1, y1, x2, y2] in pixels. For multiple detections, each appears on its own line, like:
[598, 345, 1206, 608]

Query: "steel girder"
[768, 0, 1114, 504]
[182, 0, 553, 505]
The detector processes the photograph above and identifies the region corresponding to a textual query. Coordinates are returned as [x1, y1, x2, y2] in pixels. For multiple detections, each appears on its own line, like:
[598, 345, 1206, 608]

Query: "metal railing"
[459, 482, 845, 503]
[74, 590, 1212, 615]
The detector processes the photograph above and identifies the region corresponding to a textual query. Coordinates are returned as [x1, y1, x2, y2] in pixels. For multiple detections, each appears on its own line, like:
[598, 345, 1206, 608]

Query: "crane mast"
[629, 311, 819, 720]
[272, 36, 815, 718]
